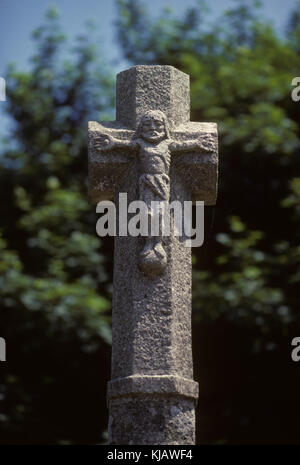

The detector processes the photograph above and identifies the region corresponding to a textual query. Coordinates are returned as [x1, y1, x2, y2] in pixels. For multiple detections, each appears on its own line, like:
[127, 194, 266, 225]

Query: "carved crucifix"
[94, 109, 215, 275]
[88, 65, 218, 445]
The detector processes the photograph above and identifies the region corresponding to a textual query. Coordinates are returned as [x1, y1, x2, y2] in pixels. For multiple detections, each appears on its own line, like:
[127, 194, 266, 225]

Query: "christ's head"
[137, 110, 169, 143]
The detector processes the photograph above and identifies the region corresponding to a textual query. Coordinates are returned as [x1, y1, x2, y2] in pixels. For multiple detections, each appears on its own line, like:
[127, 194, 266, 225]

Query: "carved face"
[141, 114, 166, 143]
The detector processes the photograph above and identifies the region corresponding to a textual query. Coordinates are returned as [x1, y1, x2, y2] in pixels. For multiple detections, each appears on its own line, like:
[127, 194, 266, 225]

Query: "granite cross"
[88, 65, 218, 445]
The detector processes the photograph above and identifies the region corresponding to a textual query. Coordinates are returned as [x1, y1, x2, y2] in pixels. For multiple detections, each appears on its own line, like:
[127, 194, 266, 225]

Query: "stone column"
[88, 66, 218, 445]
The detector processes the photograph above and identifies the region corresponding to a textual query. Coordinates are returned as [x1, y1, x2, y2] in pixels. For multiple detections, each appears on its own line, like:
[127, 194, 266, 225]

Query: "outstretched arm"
[94, 134, 139, 153]
[170, 135, 216, 153]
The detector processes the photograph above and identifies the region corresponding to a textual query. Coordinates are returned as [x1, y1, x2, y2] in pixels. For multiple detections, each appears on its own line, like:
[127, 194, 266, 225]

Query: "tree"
[116, 0, 300, 444]
[0, 8, 114, 444]
[2, 0, 300, 445]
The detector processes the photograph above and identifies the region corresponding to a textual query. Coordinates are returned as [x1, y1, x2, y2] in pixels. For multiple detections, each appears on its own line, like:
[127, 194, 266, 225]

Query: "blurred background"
[0, 0, 300, 444]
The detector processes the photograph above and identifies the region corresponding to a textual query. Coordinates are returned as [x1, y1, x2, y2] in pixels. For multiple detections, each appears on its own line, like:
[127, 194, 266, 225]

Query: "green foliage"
[1, 9, 114, 339]
[0, 9, 114, 443]
[116, 0, 300, 335]
[115, 0, 300, 443]
[1, 0, 300, 445]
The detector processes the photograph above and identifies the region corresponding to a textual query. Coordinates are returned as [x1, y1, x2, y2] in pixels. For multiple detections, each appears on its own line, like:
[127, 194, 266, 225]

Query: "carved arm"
[94, 133, 139, 153]
[170, 135, 216, 153]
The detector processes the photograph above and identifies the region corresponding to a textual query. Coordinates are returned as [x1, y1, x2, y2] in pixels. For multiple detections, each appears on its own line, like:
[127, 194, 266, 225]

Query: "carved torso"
[136, 138, 171, 176]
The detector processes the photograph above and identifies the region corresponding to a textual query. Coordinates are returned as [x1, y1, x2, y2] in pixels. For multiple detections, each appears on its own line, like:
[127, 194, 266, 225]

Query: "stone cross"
[88, 65, 218, 445]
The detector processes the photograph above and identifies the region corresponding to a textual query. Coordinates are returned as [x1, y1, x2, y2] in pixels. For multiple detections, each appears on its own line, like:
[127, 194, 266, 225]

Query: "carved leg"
[139, 198, 167, 276]
[140, 236, 154, 258]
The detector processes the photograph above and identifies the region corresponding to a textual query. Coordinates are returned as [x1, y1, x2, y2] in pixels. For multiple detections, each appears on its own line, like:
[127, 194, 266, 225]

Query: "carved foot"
[139, 242, 167, 276]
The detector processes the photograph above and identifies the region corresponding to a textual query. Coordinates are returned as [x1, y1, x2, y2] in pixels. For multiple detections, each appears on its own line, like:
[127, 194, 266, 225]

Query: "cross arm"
[171, 122, 218, 206]
[88, 121, 135, 204]
[93, 133, 139, 154]
[170, 122, 218, 154]
[89, 121, 136, 153]
[169, 134, 216, 154]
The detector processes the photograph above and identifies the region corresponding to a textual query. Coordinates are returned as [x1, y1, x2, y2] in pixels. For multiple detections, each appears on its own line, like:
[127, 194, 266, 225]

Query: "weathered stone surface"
[116, 65, 190, 130]
[108, 375, 199, 401]
[88, 121, 218, 205]
[87, 65, 219, 445]
[108, 397, 196, 445]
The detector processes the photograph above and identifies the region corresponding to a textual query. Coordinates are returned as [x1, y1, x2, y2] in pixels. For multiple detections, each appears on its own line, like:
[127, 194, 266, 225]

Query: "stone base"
[107, 375, 199, 400]
[107, 375, 198, 445]
[108, 396, 196, 445]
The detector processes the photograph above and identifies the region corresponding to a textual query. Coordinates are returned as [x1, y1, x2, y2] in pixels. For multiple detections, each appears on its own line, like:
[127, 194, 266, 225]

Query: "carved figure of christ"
[95, 110, 215, 276]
